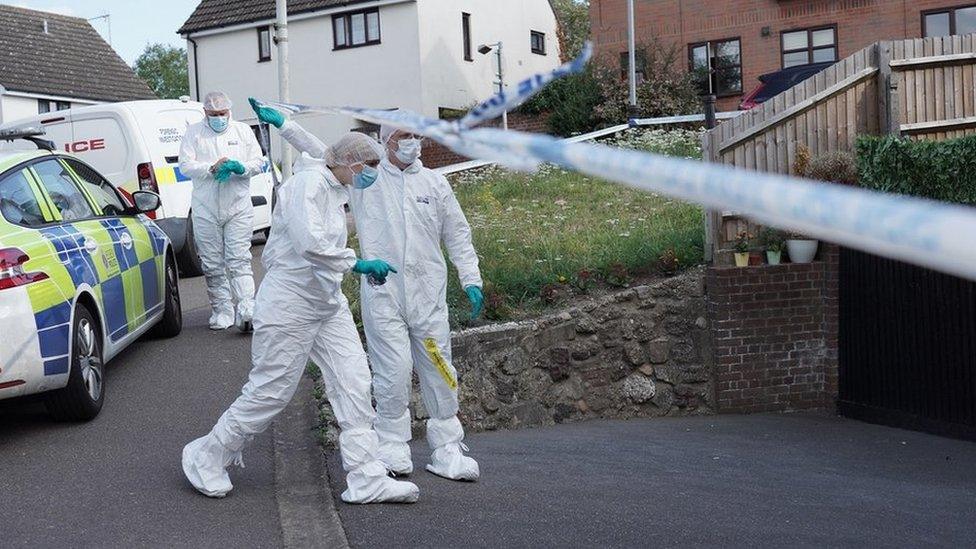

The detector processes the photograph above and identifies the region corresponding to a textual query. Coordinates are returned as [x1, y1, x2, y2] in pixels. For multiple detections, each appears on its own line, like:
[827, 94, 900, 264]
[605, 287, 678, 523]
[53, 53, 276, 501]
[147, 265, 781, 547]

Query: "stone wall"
[401, 268, 712, 433]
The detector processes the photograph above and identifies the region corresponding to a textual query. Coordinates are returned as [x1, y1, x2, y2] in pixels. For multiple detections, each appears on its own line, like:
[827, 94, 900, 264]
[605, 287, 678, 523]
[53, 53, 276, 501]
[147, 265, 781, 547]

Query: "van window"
[32, 158, 96, 222]
[64, 158, 127, 216]
[0, 169, 46, 226]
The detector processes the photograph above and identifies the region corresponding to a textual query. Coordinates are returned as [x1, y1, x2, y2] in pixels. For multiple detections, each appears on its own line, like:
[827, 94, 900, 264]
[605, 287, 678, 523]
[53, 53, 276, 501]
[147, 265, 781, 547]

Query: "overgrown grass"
[342, 128, 706, 329]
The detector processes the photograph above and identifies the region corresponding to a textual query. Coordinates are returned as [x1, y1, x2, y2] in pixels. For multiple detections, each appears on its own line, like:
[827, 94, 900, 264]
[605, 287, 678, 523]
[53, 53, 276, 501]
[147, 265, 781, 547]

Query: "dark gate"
[839, 248, 976, 440]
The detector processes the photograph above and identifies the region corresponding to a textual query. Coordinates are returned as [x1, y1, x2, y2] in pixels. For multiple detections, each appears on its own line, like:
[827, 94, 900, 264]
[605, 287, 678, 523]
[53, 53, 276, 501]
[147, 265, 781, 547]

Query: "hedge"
[855, 134, 976, 205]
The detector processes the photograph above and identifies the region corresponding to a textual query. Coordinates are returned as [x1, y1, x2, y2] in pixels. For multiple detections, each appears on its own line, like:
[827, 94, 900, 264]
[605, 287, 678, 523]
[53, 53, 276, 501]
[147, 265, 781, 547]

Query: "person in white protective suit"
[181, 132, 420, 504]
[179, 91, 264, 332]
[251, 100, 484, 482]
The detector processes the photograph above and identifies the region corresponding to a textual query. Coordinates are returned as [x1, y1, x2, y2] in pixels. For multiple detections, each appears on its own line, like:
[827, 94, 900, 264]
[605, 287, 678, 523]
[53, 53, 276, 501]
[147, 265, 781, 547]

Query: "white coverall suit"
[178, 119, 263, 329]
[182, 154, 418, 503]
[279, 121, 482, 479]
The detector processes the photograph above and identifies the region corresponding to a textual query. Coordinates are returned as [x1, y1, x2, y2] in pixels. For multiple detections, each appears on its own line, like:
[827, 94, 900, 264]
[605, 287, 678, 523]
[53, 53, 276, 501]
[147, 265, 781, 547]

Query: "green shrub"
[804, 150, 858, 185]
[519, 66, 603, 136]
[855, 134, 976, 204]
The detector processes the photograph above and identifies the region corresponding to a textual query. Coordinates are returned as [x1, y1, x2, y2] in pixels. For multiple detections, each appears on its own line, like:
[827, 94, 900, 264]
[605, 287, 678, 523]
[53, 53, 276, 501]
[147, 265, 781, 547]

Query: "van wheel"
[151, 254, 182, 338]
[177, 215, 204, 278]
[44, 305, 104, 421]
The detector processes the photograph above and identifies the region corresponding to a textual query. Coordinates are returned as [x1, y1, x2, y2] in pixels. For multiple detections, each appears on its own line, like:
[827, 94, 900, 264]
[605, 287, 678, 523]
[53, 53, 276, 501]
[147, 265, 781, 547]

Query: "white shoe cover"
[209, 309, 234, 330]
[426, 442, 480, 482]
[377, 441, 413, 476]
[341, 461, 420, 504]
[182, 434, 243, 498]
[234, 310, 253, 333]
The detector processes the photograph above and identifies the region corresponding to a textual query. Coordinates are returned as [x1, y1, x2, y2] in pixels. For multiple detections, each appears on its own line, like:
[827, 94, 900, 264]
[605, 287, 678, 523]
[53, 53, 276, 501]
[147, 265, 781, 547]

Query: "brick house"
[591, 0, 976, 111]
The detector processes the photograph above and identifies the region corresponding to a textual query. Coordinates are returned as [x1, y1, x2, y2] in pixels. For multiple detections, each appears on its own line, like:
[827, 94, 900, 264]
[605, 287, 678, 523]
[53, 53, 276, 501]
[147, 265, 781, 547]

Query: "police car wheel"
[45, 305, 105, 421]
[176, 216, 204, 278]
[151, 254, 183, 338]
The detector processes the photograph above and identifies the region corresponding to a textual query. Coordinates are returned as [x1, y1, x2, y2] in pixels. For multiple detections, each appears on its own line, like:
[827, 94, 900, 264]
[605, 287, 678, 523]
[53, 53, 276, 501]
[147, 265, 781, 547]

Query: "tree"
[551, 0, 590, 61]
[133, 44, 189, 99]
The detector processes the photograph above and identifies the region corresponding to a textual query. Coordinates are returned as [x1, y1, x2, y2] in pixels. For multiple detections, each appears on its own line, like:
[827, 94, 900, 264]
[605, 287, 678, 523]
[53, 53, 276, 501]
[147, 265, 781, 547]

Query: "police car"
[0, 129, 181, 420]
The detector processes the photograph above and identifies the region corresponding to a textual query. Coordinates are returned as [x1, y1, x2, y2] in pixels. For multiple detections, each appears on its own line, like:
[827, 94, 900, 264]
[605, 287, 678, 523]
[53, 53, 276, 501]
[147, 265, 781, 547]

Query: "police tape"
[256, 46, 976, 281]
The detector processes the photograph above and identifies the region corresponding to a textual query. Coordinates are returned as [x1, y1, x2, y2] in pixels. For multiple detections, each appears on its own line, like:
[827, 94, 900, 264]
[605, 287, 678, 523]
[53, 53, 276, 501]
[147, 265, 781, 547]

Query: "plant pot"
[734, 252, 749, 267]
[786, 239, 819, 263]
[748, 252, 763, 266]
[766, 250, 782, 265]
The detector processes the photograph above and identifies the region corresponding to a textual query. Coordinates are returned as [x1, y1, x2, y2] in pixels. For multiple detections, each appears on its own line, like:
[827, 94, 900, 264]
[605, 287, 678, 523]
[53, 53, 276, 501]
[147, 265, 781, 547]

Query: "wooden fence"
[702, 34, 976, 262]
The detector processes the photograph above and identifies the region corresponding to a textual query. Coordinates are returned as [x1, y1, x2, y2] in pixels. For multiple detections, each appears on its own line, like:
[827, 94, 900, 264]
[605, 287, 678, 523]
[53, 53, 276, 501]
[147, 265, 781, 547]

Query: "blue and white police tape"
[255, 48, 976, 281]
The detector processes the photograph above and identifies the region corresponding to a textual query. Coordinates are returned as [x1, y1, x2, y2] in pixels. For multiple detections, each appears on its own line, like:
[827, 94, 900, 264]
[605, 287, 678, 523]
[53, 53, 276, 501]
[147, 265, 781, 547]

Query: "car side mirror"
[131, 191, 161, 214]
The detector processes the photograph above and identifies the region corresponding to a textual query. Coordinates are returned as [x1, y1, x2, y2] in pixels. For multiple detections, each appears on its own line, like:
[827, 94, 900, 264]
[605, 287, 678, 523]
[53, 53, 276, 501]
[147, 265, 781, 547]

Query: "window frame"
[780, 24, 837, 69]
[531, 30, 546, 56]
[61, 157, 129, 218]
[687, 37, 744, 98]
[257, 26, 272, 62]
[332, 7, 381, 50]
[27, 157, 100, 223]
[922, 4, 976, 37]
[462, 12, 473, 61]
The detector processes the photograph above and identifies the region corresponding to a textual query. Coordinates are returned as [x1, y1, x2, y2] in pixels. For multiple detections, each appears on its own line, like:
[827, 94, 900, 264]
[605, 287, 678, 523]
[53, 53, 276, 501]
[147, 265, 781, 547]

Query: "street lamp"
[478, 41, 507, 130]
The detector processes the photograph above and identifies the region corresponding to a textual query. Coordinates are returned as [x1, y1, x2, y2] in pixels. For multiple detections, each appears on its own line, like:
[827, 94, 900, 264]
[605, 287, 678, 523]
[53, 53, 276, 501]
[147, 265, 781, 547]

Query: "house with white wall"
[0, 5, 156, 125]
[178, 0, 561, 157]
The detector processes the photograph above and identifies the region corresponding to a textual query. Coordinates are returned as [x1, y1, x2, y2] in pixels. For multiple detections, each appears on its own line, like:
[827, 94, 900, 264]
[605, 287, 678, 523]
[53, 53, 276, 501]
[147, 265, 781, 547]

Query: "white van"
[0, 99, 274, 276]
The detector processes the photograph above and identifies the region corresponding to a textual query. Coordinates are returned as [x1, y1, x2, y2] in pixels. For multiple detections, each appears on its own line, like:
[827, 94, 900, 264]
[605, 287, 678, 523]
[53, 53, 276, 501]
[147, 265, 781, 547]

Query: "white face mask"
[394, 138, 421, 164]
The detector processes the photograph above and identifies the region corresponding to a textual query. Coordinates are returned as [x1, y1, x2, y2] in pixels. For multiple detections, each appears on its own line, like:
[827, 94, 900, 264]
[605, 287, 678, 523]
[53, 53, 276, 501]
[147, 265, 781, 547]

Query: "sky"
[2, 0, 201, 65]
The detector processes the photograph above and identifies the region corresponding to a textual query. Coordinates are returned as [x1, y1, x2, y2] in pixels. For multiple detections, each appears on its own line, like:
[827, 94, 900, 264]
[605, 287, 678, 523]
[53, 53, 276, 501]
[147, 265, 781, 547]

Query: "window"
[250, 125, 271, 155]
[258, 26, 272, 62]
[619, 50, 647, 82]
[462, 13, 472, 61]
[781, 26, 837, 68]
[688, 38, 742, 96]
[64, 158, 127, 216]
[37, 100, 70, 114]
[531, 31, 546, 55]
[333, 8, 380, 49]
[0, 169, 46, 226]
[31, 159, 95, 222]
[923, 6, 976, 37]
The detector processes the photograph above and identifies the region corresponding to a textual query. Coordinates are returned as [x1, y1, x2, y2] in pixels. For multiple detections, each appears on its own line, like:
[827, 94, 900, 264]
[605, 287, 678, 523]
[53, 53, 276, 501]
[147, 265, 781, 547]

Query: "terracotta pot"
[749, 252, 763, 266]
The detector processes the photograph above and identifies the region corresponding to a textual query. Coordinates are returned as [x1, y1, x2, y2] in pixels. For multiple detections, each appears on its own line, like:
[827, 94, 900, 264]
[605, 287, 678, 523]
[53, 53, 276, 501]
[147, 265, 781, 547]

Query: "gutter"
[186, 36, 200, 101]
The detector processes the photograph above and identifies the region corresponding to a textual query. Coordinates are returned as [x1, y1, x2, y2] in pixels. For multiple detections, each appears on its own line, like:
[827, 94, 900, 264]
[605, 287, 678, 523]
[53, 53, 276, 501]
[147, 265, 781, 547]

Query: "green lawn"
[343, 128, 706, 329]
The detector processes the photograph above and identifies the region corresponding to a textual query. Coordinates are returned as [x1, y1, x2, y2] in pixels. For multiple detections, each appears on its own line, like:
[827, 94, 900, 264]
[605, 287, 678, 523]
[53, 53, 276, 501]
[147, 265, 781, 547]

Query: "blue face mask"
[353, 165, 379, 189]
[207, 115, 229, 133]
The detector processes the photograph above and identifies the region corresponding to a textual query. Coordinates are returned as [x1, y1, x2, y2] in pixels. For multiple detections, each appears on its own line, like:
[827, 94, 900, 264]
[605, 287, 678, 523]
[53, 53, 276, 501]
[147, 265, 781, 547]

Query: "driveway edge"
[272, 375, 349, 549]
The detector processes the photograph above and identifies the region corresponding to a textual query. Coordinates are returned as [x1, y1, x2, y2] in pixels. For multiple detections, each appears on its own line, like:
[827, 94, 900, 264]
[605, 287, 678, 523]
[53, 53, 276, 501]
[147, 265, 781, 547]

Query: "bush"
[803, 150, 858, 185]
[855, 134, 976, 204]
[519, 41, 701, 136]
[519, 66, 604, 136]
[591, 41, 701, 125]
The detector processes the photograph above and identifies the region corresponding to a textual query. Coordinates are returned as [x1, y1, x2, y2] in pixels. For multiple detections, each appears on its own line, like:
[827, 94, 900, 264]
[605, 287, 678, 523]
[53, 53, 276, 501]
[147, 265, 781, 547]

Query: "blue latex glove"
[249, 97, 285, 129]
[465, 286, 484, 319]
[215, 160, 246, 182]
[352, 259, 398, 284]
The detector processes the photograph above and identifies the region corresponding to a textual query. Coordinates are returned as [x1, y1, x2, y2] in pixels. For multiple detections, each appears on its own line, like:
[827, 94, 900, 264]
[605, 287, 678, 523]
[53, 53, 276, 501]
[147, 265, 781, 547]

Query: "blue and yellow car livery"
[0, 147, 181, 417]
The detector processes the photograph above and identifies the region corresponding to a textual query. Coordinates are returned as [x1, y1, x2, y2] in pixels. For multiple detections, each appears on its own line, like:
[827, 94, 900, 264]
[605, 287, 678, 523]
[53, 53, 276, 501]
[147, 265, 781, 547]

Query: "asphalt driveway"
[329, 413, 976, 548]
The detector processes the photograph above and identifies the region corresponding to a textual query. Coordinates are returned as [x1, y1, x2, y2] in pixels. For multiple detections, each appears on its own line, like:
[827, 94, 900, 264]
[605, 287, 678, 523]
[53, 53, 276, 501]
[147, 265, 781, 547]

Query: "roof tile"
[0, 5, 156, 103]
